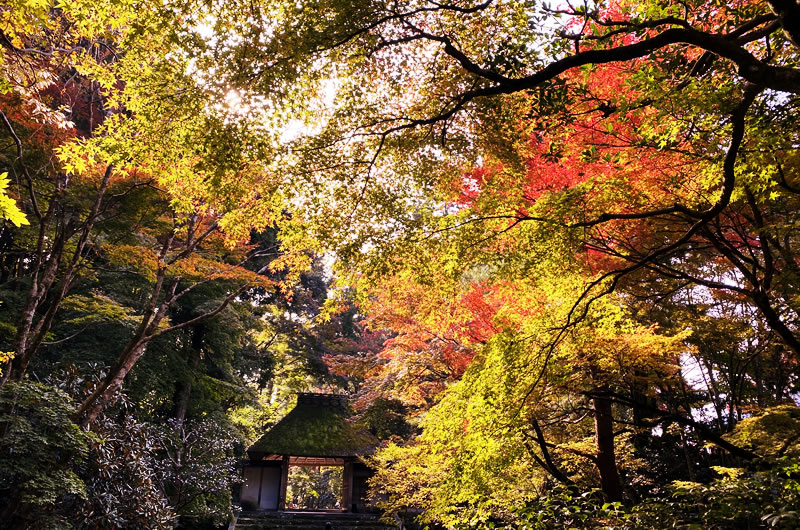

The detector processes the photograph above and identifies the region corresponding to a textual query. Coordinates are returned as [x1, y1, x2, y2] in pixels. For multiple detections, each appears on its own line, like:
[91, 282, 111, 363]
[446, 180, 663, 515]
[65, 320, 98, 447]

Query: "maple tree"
[207, 0, 800, 525]
[1, 0, 800, 527]
[0, 0, 309, 428]
[193, 0, 799, 428]
[209, 0, 800, 357]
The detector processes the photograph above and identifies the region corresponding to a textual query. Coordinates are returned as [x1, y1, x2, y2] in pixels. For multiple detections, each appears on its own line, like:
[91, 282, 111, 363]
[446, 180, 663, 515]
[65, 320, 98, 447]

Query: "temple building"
[240, 393, 379, 513]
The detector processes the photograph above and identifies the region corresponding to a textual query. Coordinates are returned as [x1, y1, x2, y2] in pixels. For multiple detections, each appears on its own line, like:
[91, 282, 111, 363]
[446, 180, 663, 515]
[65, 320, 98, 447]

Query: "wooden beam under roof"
[262, 454, 347, 466]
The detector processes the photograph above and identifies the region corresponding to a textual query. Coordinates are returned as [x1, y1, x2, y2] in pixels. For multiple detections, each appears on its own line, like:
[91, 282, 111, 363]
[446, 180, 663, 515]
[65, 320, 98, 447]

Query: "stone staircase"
[233, 510, 399, 530]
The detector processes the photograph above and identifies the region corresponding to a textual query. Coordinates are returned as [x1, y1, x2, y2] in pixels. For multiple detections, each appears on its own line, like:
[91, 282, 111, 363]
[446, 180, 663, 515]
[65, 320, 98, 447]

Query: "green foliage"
[0, 381, 92, 528]
[287, 466, 344, 510]
[631, 460, 800, 529]
[80, 412, 175, 529]
[3, 0, 800, 528]
[514, 488, 624, 529]
[360, 398, 414, 441]
[725, 406, 800, 458]
[151, 416, 241, 527]
[60, 292, 141, 328]
[486, 461, 800, 529]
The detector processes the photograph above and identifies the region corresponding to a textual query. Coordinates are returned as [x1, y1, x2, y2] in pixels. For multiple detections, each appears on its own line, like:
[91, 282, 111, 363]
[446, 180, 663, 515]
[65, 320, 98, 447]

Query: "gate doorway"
[242, 393, 379, 512]
[286, 465, 343, 510]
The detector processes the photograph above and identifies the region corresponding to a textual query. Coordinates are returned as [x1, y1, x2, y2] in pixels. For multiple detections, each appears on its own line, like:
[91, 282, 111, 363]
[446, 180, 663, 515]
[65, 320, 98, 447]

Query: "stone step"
[233, 511, 398, 530]
[236, 522, 395, 530]
[248, 524, 392, 528]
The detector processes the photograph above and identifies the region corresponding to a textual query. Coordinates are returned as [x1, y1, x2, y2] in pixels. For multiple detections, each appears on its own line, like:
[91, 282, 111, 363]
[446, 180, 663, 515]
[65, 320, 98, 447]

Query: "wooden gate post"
[342, 461, 353, 512]
[278, 455, 290, 510]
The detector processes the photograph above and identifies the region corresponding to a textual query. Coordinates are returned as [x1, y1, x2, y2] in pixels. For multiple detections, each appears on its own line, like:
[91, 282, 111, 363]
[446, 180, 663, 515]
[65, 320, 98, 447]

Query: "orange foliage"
[450, 57, 707, 276]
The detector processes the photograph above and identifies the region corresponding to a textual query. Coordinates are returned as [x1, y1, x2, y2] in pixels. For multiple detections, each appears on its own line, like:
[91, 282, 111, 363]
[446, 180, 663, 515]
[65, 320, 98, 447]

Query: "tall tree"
[204, 0, 800, 360]
[200, 0, 800, 524]
[0, 0, 303, 426]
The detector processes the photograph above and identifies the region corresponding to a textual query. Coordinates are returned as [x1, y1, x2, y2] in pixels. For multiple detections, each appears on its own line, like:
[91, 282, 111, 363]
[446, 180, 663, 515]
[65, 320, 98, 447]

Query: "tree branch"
[589, 390, 758, 460]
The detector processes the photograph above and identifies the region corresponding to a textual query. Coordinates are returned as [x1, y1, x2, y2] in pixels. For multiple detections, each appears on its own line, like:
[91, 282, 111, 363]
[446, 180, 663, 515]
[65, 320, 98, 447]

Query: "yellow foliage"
[724, 405, 800, 458]
[0, 173, 28, 227]
[711, 466, 747, 479]
[0, 350, 13, 375]
[103, 244, 160, 281]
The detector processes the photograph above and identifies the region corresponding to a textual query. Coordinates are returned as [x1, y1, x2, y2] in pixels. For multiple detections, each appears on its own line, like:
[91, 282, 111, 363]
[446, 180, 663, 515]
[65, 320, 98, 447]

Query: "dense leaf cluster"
[3, 0, 800, 528]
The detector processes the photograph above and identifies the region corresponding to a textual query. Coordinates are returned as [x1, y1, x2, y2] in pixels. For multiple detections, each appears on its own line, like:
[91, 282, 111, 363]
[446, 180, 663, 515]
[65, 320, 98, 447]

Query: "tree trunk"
[680, 428, 696, 481]
[173, 327, 203, 428]
[4, 166, 112, 384]
[751, 291, 800, 359]
[74, 341, 149, 427]
[7, 238, 65, 382]
[592, 387, 623, 502]
[768, 0, 800, 49]
[755, 352, 765, 407]
[72, 229, 253, 427]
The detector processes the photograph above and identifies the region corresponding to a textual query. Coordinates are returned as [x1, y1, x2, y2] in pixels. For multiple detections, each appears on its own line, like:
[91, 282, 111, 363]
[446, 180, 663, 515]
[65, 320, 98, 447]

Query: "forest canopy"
[2, 0, 800, 528]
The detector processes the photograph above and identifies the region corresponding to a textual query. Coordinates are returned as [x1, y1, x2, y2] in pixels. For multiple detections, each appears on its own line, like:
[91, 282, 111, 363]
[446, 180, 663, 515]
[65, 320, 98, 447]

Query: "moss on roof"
[248, 394, 378, 458]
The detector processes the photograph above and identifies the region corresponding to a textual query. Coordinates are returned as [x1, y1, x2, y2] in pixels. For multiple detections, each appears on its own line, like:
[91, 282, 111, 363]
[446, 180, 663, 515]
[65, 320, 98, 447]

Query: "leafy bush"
[0, 381, 92, 529]
[630, 460, 800, 529]
[78, 413, 175, 529]
[151, 415, 241, 528]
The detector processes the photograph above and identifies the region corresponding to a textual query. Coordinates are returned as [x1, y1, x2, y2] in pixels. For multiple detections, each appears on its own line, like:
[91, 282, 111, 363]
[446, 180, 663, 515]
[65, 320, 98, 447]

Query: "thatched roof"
[247, 393, 378, 459]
